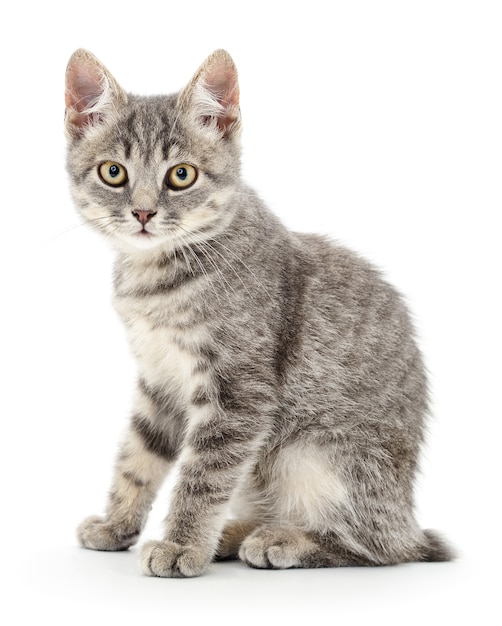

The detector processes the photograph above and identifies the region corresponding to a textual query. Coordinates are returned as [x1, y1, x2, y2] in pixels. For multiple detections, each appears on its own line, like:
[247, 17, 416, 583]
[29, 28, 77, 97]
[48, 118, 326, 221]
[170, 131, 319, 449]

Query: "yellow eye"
[167, 164, 198, 190]
[98, 161, 128, 187]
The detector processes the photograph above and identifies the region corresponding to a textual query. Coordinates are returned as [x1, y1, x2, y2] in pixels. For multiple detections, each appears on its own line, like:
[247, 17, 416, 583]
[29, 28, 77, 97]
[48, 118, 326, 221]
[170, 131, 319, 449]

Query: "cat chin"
[114, 233, 172, 255]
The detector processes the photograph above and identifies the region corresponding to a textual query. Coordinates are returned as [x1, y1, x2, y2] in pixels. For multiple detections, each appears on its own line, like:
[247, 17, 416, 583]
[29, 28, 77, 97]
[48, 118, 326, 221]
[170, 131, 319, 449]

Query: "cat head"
[65, 49, 242, 254]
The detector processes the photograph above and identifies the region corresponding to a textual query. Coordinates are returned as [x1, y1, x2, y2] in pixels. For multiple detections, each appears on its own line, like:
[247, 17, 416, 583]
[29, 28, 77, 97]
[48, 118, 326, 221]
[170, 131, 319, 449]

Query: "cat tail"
[419, 529, 455, 562]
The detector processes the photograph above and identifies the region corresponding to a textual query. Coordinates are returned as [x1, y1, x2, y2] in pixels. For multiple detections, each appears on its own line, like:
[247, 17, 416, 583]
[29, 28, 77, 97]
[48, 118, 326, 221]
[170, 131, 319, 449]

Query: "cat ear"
[179, 49, 241, 139]
[65, 49, 127, 138]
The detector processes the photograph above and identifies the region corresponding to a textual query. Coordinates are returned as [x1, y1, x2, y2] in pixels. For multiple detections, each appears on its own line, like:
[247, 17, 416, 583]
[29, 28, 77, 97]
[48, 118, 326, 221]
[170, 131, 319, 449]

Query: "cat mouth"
[136, 228, 154, 238]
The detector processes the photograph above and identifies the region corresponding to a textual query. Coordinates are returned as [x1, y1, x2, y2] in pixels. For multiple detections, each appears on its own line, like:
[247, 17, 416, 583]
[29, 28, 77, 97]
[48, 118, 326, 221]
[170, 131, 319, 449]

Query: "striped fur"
[67, 49, 452, 577]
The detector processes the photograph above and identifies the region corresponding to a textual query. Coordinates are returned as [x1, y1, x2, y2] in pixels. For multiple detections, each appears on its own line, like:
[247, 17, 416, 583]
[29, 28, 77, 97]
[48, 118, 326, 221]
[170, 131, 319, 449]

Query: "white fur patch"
[126, 321, 212, 414]
[269, 441, 348, 532]
[128, 322, 195, 388]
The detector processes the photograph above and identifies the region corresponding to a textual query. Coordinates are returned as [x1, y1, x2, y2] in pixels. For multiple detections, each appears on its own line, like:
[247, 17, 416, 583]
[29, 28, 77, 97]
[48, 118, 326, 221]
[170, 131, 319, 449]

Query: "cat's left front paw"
[141, 540, 211, 578]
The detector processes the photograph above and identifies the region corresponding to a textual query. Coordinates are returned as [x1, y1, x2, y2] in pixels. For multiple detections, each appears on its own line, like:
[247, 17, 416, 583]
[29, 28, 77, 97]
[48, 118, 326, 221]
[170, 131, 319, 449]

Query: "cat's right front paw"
[141, 540, 211, 578]
[77, 515, 140, 551]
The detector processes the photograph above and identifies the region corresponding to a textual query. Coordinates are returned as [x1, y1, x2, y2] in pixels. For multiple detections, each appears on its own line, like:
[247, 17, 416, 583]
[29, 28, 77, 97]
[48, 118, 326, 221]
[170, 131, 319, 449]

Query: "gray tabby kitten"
[65, 48, 452, 577]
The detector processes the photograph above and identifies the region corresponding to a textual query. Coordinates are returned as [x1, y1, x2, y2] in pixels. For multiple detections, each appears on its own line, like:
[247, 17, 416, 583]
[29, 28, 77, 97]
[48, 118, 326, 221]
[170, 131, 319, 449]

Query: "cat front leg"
[140, 389, 271, 577]
[78, 415, 173, 551]
[140, 441, 260, 577]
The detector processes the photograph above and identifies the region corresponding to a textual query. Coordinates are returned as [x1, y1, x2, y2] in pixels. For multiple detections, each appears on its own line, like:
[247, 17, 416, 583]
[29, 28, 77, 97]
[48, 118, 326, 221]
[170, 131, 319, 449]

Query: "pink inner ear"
[203, 61, 240, 133]
[65, 63, 104, 113]
[205, 66, 239, 108]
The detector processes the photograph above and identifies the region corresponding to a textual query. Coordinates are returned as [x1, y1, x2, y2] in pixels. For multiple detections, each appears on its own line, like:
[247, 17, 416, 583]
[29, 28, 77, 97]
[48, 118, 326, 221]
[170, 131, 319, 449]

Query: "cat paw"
[141, 540, 211, 578]
[77, 516, 140, 551]
[239, 525, 316, 569]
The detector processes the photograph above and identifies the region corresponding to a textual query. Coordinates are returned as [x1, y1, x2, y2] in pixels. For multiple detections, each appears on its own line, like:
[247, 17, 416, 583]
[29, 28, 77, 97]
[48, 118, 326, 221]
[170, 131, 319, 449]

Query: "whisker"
[174, 230, 196, 278]
[176, 224, 274, 304]
[212, 237, 275, 304]
[174, 226, 231, 296]
[43, 216, 116, 246]
[190, 239, 235, 301]
[176, 230, 225, 304]
[102, 222, 123, 245]
[197, 238, 253, 299]
[188, 234, 247, 300]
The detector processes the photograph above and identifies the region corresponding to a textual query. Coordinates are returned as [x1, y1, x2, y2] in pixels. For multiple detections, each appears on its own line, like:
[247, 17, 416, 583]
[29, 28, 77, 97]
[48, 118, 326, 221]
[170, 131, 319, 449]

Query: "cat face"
[65, 50, 242, 254]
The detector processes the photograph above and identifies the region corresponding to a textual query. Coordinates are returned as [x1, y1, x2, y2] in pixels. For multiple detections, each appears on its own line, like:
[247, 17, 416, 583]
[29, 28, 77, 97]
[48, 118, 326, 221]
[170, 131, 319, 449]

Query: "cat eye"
[98, 161, 128, 187]
[166, 164, 198, 190]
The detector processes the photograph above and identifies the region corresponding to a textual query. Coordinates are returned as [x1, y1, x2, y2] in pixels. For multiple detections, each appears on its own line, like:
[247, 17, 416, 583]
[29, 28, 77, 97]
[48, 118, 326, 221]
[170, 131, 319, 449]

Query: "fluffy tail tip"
[421, 529, 455, 562]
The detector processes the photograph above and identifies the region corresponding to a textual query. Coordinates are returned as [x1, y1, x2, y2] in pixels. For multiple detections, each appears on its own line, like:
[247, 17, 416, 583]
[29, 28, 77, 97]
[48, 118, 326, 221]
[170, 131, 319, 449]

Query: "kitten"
[65, 48, 452, 577]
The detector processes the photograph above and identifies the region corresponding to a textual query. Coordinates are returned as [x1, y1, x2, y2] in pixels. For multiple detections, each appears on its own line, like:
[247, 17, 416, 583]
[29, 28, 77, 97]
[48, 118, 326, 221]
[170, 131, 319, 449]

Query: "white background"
[1, 1, 500, 624]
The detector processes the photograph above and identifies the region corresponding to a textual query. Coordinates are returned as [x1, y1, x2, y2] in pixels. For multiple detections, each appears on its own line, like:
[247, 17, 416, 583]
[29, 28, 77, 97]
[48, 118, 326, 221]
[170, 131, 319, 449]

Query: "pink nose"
[132, 209, 157, 226]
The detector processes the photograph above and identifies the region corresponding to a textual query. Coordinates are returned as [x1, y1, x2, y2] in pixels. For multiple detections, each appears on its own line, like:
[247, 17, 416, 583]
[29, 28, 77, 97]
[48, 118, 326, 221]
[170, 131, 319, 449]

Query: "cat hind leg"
[239, 524, 369, 569]
[239, 525, 454, 569]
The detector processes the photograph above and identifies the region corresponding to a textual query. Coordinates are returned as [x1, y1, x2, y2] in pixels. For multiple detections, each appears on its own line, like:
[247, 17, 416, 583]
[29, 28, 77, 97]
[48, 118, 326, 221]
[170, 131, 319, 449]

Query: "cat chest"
[114, 297, 211, 401]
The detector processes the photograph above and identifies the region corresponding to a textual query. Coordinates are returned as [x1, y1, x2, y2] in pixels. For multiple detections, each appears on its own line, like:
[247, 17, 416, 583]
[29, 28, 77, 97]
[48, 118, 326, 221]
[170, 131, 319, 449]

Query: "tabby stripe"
[139, 378, 186, 418]
[191, 387, 212, 407]
[131, 414, 177, 460]
[116, 271, 206, 298]
[121, 470, 148, 488]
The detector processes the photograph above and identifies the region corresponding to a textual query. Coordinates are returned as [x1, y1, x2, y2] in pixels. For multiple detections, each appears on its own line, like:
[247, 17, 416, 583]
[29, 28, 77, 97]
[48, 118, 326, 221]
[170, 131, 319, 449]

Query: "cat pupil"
[110, 165, 119, 177]
[177, 168, 187, 180]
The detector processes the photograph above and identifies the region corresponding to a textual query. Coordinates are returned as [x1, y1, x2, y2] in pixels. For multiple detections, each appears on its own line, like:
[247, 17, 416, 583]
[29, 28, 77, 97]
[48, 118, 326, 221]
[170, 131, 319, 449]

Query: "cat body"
[65, 49, 451, 576]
